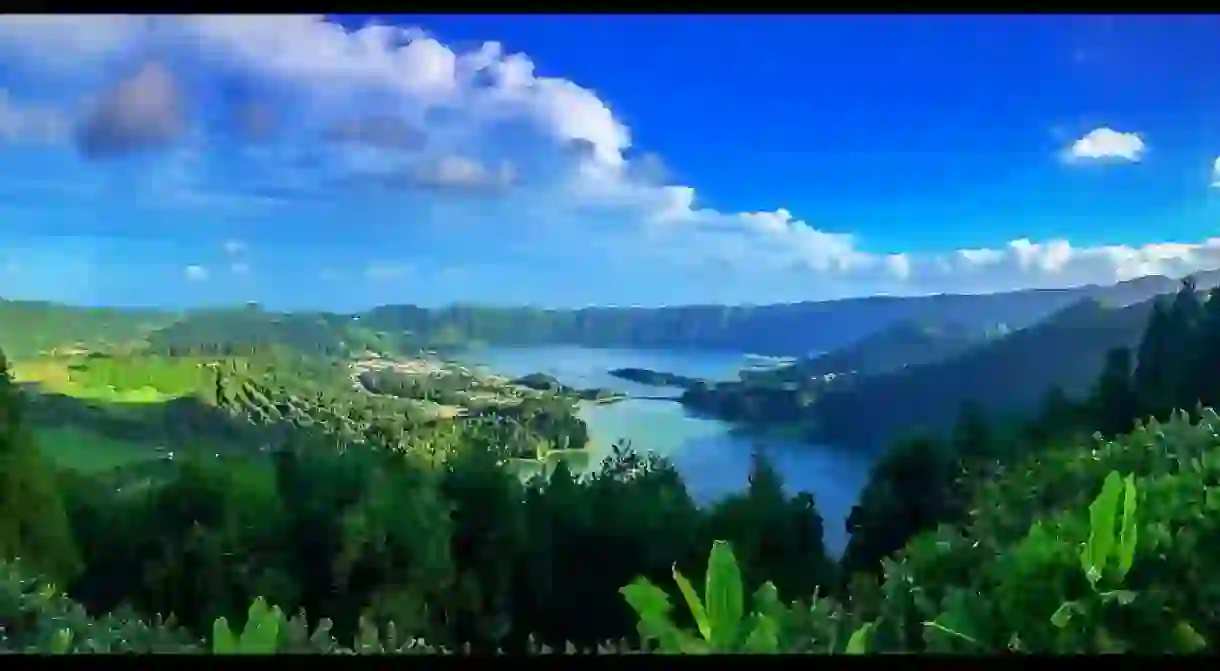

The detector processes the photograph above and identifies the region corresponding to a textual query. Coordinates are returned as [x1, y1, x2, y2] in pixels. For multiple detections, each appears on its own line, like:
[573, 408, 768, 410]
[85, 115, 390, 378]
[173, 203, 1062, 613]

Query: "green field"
[10, 355, 212, 404]
[34, 426, 162, 474]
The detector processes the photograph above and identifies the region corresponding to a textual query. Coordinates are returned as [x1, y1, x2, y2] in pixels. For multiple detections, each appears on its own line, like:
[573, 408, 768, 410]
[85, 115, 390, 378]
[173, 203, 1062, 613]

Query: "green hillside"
[2, 277, 1220, 654]
[0, 270, 1199, 365]
[679, 295, 1164, 449]
[750, 319, 988, 383]
[143, 307, 415, 358]
[0, 300, 177, 358]
[807, 297, 1156, 448]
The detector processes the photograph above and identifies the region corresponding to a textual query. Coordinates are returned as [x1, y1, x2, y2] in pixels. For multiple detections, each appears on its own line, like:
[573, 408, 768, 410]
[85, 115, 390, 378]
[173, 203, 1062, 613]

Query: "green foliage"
[0, 300, 174, 359]
[622, 540, 875, 655]
[0, 349, 83, 586]
[212, 597, 283, 654]
[622, 540, 775, 653]
[11, 277, 1220, 655]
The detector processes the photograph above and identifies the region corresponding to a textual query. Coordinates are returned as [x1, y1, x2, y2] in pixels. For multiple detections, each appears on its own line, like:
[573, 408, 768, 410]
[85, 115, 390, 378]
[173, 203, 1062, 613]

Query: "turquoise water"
[457, 345, 874, 555]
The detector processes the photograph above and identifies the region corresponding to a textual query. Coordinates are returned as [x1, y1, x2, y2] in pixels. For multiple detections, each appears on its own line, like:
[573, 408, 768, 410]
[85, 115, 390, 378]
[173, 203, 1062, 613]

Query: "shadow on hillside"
[19, 383, 326, 455]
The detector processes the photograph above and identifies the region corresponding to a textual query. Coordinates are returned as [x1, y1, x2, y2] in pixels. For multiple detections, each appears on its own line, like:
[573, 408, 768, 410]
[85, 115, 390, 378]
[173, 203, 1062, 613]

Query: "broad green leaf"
[752, 581, 784, 621]
[742, 613, 780, 653]
[1098, 590, 1137, 606]
[620, 578, 680, 648]
[674, 630, 713, 654]
[672, 564, 711, 642]
[1172, 621, 1207, 653]
[1114, 474, 1139, 583]
[356, 617, 380, 652]
[1082, 471, 1123, 586]
[49, 629, 73, 655]
[704, 540, 744, 650]
[620, 578, 673, 623]
[1050, 600, 1080, 628]
[238, 598, 282, 654]
[212, 617, 239, 654]
[844, 622, 874, 654]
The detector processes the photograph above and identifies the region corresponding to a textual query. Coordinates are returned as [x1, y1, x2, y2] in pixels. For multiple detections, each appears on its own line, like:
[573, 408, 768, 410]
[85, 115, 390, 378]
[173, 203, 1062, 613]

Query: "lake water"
[456, 345, 875, 555]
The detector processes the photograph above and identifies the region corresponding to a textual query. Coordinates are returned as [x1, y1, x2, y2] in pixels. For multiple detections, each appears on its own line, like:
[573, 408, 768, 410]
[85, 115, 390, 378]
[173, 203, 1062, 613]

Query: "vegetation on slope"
[8, 343, 599, 480]
[0, 300, 175, 359]
[355, 288, 1101, 355]
[4, 275, 1220, 654]
[682, 296, 1160, 448]
[753, 319, 989, 383]
[806, 296, 1156, 448]
[144, 307, 413, 359]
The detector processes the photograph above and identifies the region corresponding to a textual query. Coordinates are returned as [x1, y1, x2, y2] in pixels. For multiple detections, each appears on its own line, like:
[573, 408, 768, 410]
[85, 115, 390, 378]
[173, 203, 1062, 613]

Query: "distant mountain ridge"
[753, 320, 986, 383]
[2, 270, 1216, 360]
[805, 295, 1161, 448]
[350, 273, 1209, 356]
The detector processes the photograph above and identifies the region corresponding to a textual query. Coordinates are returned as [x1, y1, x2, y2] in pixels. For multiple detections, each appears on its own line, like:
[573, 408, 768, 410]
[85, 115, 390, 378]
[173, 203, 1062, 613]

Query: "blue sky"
[1, 15, 1220, 310]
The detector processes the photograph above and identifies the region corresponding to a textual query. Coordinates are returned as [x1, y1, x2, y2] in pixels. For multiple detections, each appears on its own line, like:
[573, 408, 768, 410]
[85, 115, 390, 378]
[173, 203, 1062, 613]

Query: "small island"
[608, 367, 704, 390]
[511, 372, 625, 404]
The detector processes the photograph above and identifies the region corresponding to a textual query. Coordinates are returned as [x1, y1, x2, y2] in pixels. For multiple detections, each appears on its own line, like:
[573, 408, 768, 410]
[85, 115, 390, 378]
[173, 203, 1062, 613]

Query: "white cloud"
[1065, 127, 1145, 162]
[184, 265, 208, 281]
[0, 15, 143, 72]
[1212, 156, 1220, 188]
[0, 16, 1217, 302]
[883, 254, 912, 281]
[223, 239, 247, 256]
[412, 155, 516, 191]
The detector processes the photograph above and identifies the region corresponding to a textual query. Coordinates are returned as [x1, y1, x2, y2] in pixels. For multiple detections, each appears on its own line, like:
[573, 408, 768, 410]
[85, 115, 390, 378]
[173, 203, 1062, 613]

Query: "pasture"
[10, 355, 212, 404]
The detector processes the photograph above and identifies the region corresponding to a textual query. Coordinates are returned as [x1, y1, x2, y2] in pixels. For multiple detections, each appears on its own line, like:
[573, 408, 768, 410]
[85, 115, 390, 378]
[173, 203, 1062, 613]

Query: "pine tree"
[1093, 346, 1138, 436]
[1193, 285, 1220, 410]
[1026, 384, 1082, 446]
[950, 400, 993, 460]
[1168, 276, 1205, 411]
[1133, 298, 1176, 421]
[0, 347, 82, 585]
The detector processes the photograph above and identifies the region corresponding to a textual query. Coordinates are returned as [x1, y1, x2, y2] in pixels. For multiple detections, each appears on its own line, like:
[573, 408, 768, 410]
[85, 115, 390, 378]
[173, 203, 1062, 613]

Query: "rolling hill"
[746, 320, 989, 384]
[805, 296, 1159, 448]
[0, 300, 177, 358]
[4, 270, 1209, 363]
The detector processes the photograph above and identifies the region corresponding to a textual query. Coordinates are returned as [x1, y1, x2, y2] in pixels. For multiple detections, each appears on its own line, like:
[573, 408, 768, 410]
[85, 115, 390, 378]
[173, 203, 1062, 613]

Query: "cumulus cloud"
[222, 239, 247, 256]
[325, 116, 427, 151]
[76, 60, 187, 157]
[411, 155, 515, 192]
[0, 15, 142, 71]
[1212, 157, 1220, 188]
[184, 265, 208, 281]
[0, 16, 1217, 302]
[1065, 127, 1145, 162]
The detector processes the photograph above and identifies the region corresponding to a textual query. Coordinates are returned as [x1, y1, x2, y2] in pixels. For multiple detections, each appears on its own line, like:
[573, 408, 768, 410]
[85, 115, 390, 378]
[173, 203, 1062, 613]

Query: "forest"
[5, 270, 1176, 362]
[0, 276, 1219, 653]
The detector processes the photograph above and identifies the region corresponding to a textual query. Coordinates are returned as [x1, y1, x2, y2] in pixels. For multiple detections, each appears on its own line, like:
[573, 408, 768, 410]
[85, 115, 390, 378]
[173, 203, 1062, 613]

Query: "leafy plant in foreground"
[619, 539, 873, 654]
[212, 597, 283, 654]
